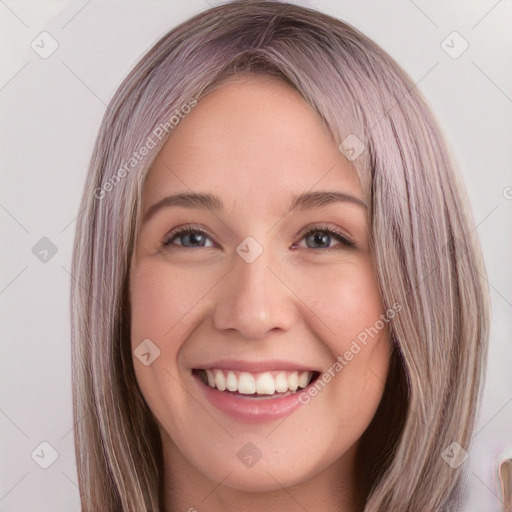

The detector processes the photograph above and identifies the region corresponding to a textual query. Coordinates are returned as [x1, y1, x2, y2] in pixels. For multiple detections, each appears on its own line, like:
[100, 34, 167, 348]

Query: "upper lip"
[192, 359, 320, 373]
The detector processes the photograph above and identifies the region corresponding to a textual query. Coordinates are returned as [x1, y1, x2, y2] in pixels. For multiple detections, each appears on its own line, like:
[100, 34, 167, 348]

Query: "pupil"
[310, 232, 329, 248]
[187, 233, 203, 246]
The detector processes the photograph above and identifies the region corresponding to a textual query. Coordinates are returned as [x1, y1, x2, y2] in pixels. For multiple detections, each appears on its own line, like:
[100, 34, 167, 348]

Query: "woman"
[70, 1, 489, 510]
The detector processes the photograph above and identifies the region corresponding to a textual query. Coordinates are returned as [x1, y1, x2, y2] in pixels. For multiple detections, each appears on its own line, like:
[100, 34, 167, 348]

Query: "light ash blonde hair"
[70, 1, 490, 510]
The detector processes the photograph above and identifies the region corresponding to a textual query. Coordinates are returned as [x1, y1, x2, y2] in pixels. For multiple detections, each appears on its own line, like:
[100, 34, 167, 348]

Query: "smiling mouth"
[193, 368, 321, 399]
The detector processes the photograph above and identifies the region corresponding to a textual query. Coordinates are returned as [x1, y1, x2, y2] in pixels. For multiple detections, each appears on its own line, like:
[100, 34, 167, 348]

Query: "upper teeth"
[202, 369, 313, 395]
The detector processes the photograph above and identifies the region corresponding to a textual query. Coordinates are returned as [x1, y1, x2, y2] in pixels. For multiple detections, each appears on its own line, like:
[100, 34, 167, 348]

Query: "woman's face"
[129, 75, 392, 494]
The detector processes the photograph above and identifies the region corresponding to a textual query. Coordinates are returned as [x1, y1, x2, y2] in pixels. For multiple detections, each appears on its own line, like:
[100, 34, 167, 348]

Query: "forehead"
[142, 75, 362, 217]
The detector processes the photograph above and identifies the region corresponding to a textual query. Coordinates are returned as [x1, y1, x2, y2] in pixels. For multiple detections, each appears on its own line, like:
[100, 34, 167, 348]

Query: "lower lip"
[193, 375, 309, 423]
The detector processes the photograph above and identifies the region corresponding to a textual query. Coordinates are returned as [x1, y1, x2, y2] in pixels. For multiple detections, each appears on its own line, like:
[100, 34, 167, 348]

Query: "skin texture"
[129, 75, 392, 511]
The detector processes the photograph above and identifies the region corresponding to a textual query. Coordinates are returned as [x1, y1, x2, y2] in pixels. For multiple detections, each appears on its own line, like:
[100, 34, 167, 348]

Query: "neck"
[160, 433, 365, 512]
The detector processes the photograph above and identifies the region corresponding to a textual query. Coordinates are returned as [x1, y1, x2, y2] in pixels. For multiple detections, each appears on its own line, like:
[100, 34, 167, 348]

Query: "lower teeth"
[228, 390, 294, 399]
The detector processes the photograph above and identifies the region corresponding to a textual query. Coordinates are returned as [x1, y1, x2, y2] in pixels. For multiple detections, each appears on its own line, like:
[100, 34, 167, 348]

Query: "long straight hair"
[70, 1, 489, 510]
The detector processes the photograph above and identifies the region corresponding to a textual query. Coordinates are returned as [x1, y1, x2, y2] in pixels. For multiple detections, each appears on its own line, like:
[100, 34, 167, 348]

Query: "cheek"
[293, 259, 386, 345]
[130, 261, 207, 345]
[295, 259, 391, 413]
[129, 263, 185, 395]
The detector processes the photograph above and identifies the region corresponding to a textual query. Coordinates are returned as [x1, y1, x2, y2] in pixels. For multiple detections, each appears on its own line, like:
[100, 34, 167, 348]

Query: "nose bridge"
[211, 236, 295, 339]
[235, 237, 277, 300]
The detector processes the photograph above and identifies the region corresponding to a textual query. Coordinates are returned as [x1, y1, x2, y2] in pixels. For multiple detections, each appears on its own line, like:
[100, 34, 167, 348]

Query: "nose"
[211, 241, 297, 340]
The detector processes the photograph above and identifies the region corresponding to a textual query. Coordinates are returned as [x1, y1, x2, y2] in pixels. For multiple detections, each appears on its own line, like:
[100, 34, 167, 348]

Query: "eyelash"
[162, 224, 355, 251]
[297, 225, 355, 250]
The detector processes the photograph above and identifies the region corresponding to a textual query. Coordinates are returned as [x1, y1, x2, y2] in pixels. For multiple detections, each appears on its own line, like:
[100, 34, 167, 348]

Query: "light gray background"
[1, 1, 511, 511]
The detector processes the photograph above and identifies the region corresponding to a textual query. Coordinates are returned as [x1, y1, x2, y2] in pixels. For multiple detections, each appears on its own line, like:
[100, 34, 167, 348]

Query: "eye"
[161, 224, 355, 251]
[293, 224, 355, 251]
[162, 225, 216, 249]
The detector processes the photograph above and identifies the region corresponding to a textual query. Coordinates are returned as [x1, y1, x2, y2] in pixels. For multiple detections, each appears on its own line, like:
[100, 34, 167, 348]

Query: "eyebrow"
[142, 190, 367, 224]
